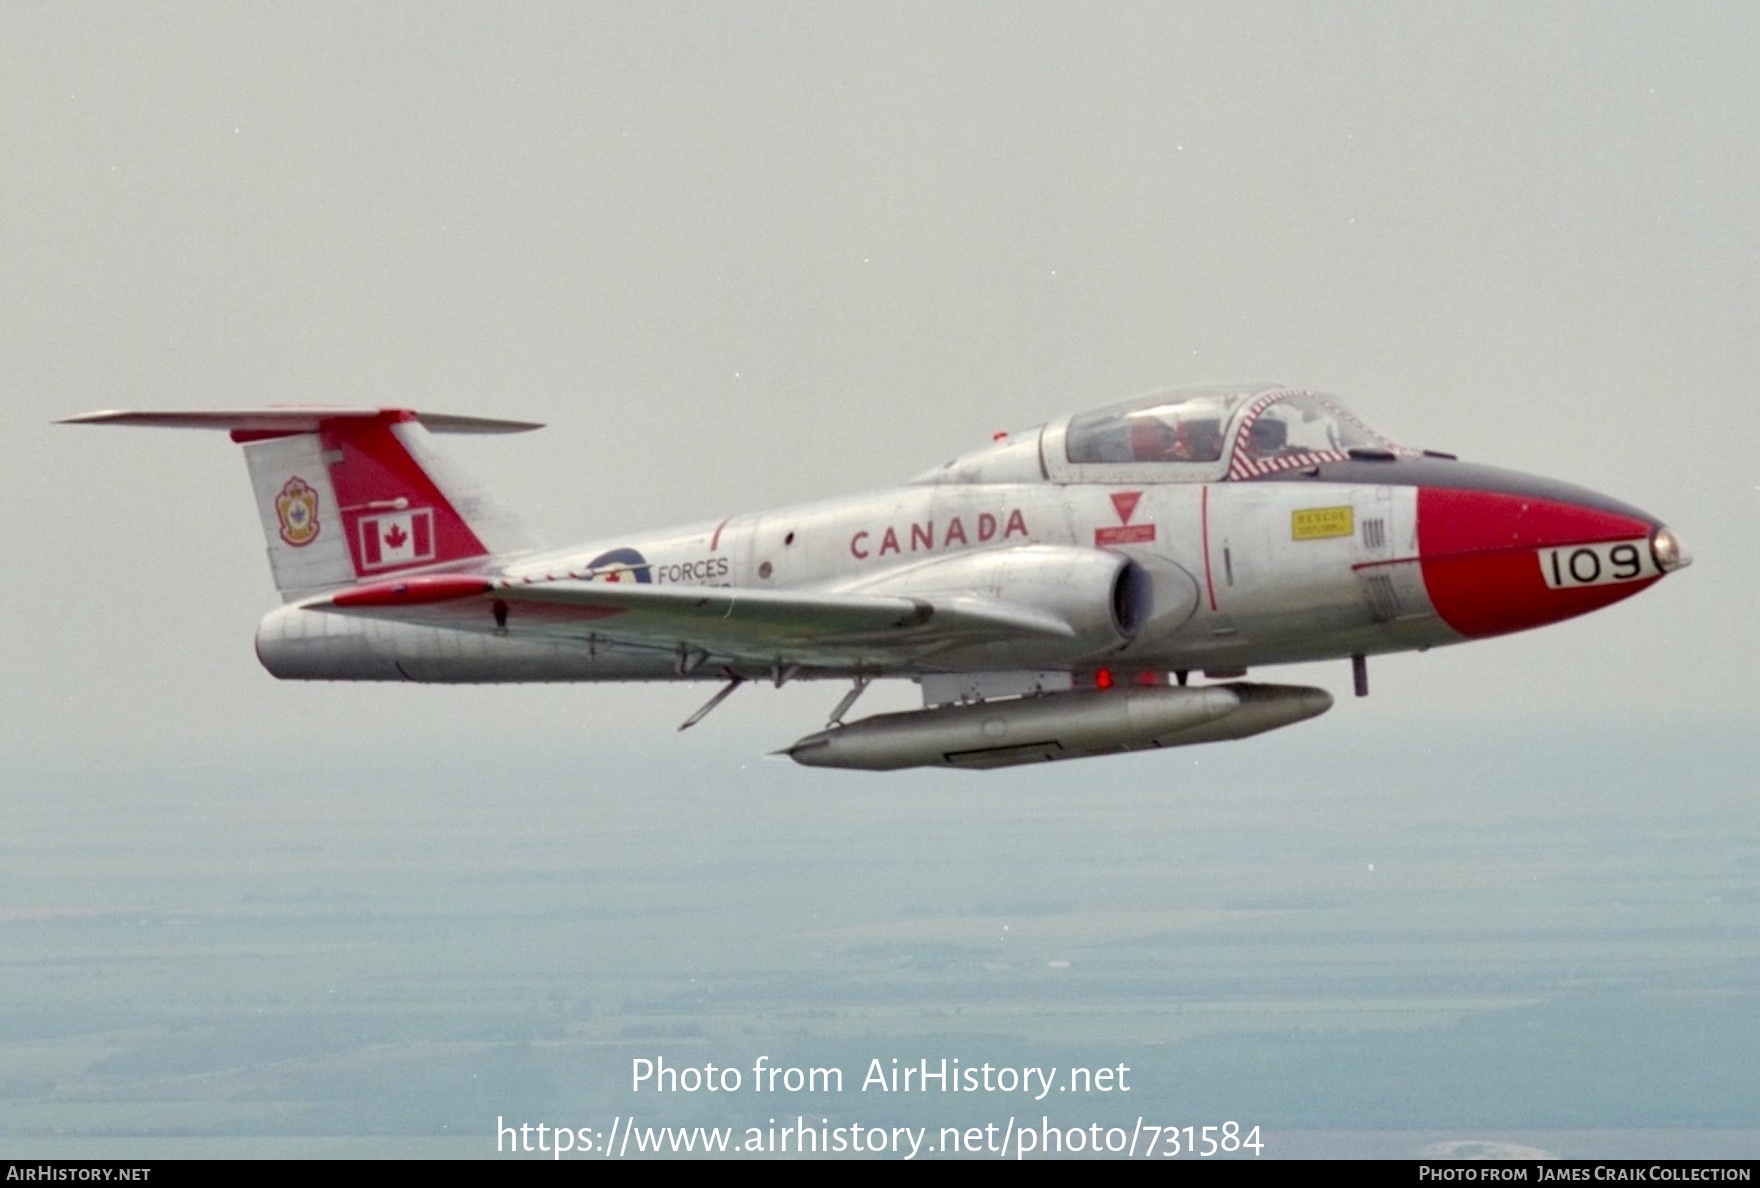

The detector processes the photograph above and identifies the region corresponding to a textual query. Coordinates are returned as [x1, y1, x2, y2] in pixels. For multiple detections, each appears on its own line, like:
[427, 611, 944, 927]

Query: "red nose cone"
[1418, 486, 1665, 639]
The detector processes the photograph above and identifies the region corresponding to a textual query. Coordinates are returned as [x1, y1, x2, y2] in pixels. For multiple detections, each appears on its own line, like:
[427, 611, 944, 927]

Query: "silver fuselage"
[256, 472, 1448, 683]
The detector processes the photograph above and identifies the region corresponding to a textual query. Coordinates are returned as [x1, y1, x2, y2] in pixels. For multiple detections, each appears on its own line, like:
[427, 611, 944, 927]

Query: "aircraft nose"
[1415, 470, 1684, 640]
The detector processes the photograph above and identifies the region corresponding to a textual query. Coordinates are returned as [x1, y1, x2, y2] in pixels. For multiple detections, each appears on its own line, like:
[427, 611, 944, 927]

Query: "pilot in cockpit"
[1128, 414, 1223, 462]
[1181, 418, 1223, 461]
[1247, 415, 1289, 457]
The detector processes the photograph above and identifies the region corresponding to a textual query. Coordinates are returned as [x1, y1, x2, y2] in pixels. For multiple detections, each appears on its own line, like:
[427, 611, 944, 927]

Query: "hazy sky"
[2, 3, 1753, 763]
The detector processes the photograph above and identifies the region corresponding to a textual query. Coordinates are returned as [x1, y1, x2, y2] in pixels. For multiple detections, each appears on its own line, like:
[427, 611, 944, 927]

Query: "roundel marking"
[584, 547, 652, 584]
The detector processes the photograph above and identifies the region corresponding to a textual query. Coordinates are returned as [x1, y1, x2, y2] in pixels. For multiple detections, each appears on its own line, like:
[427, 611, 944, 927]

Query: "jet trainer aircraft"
[66, 384, 1689, 770]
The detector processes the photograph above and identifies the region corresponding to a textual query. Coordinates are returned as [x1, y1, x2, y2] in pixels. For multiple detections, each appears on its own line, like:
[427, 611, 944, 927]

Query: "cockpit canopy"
[1064, 388, 1248, 466]
[919, 384, 1411, 485]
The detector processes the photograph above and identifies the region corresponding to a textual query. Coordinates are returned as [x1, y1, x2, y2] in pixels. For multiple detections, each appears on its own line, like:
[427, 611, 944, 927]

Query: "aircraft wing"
[315, 574, 1076, 666]
[492, 580, 1077, 641]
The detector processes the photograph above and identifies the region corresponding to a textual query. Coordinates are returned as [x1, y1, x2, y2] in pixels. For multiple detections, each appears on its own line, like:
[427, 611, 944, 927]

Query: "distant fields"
[3, 722, 1756, 1158]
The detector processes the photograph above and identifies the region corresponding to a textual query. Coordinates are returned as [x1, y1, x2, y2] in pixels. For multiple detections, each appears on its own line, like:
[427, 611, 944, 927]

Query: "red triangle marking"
[1110, 491, 1143, 524]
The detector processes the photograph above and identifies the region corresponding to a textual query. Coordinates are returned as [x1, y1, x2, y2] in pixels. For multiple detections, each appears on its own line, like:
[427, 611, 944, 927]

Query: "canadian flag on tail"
[357, 508, 436, 570]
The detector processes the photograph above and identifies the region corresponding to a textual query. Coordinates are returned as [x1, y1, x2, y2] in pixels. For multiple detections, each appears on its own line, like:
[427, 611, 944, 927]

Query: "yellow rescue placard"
[1291, 505, 1354, 540]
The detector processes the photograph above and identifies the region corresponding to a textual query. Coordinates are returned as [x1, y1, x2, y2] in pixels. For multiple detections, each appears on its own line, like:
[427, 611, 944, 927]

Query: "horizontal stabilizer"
[62, 406, 540, 599]
[60, 408, 543, 434]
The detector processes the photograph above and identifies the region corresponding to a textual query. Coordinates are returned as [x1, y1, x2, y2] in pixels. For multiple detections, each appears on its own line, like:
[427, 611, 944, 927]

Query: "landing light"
[1651, 527, 1692, 573]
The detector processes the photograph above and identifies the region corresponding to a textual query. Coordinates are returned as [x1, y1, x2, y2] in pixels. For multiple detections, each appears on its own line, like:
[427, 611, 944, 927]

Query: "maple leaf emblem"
[384, 523, 409, 549]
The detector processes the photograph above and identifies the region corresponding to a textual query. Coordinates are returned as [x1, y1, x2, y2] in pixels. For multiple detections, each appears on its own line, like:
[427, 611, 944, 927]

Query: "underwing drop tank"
[783, 682, 1333, 771]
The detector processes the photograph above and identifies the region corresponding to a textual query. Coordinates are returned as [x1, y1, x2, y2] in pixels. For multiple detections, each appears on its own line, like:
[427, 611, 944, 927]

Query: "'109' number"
[1539, 540, 1655, 589]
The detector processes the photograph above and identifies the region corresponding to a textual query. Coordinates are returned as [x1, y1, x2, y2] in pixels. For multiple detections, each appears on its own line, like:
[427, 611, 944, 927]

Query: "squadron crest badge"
[275, 476, 320, 547]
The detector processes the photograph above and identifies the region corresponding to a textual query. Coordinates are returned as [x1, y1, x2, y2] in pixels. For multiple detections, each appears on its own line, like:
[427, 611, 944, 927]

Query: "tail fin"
[62, 407, 543, 601]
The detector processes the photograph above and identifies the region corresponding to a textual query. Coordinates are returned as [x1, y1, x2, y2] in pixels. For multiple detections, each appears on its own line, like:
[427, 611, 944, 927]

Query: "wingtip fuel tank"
[783, 682, 1334, 771]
